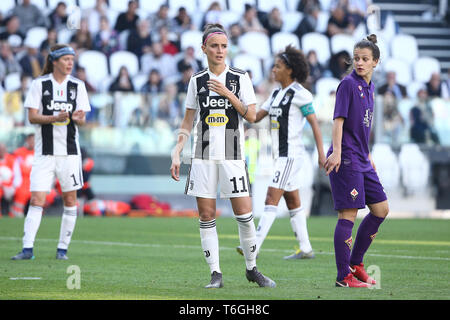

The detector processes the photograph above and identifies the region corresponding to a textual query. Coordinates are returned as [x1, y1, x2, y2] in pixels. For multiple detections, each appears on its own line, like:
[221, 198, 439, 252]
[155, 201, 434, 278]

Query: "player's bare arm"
[255, 109, 269, 123]
[72, 110, 86, 126]
[170, 108, 196, 181]
[306, 113, 326, 169]
[28, 108, 68, 124]
[207, 79, 256, 122]
[325, 117, 344, 175]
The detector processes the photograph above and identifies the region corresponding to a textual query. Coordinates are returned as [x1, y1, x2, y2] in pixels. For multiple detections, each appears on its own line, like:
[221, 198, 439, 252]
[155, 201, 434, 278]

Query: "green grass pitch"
[0, 216, 449, 300]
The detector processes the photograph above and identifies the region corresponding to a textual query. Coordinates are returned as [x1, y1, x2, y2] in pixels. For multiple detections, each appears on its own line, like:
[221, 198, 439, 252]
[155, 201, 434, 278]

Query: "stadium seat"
[228, 0, 256, 14]
[30, 0, 48, 10]
[413, 57, 441, 83]
[4, 72, 21, 92]
[407, 81, 426, 100]
[371, 143, 400, 190]
[219, 10, 241, 29]
[391, 34, 419, 66]
[301, 32, 330, 66]
[376, 36, 390, 61]
[232, 53, 264, 85]
[379, 13, 397, 44]
[398, 143, 430, 194]
[383, 58, 412, 86]
[198, 0, 227, 12]
[271, 32, 300, 54]
[286, 0, 300, 11]
[258, 0, 287, 12]
[352, 21, 366, 42]
[77, 0, 97, 10]
[57, 28, 74, 44]
[132, 73, 149, 92]
[1, 0, 16, 15]
[281, 11, 303, 33]
[24, 27, 48, 49]
[330, 34, 354, 55]
[430, 98, 450, 146]
[316, 11, 330, 33]
[139, 0, 167, 14]
[109, 51, 139, 77]
[78, 50, 109, 89]
[180, 30, 204, 60]
[107, 0, 128, 12]
[238, 32, 272, 60]
[315, 77, 340, 98]
[118, 30, 130, 51]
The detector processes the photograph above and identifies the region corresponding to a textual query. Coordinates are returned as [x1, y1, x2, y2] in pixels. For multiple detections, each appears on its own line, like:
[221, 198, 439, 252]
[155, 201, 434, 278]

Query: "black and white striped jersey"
[24, 73, 91, 156]
[185, 65, 256, 160]
[261, 81, 314, 159]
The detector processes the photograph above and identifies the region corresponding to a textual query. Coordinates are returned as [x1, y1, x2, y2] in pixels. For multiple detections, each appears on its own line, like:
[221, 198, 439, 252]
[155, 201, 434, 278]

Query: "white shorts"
[30, 155, 83, 193]
[185, 159, 251, 199]
[268, 157, 302, 192]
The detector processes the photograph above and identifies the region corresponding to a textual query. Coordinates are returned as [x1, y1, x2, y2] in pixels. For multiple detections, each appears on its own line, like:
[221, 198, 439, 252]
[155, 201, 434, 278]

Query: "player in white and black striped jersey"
[12, 45, 91, 261]
[239, 45, 326, 260]
[171, 24, 275, 288]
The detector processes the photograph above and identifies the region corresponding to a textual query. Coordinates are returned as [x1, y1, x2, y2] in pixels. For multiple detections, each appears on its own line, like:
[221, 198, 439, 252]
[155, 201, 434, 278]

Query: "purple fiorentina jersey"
[328, 70, 375, 172]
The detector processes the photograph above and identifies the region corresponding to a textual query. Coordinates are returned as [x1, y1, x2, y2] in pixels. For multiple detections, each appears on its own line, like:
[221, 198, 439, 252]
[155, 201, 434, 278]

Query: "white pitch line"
[1, 237, 449, 261]
[9, 277, 42, 280]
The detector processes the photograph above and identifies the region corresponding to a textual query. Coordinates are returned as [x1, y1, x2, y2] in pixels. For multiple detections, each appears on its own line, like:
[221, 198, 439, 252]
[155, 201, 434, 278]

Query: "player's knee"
[62, 192, 77, 207]
[30, 194, 46, 207]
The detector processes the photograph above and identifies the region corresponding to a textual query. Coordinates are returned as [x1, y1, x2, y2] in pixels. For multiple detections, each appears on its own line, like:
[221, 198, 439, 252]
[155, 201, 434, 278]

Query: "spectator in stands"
[378, 71, 407, 100]
[0, 16, 25, 41]
[84, 0, 108, 36]
[256, 64, 277, 100]
[114, 0, 139, 33]
[12, 0, 47, 35]
[48, 1, 68, 32]
[228, 23, 243, 60]
[39, 28, 58, 56]
[409, 88, 440, 145]
[329, 50, 351, 80]
[0, 41, 22, 82]
[297, 0, 321, 13]
[347, 0, 370, 27]
[127, 18, 152, 60]
[149, 4, 171, 32]
[76, 66, 96, 93]
[158, 82, 182, 125]
[201, 1, 223, 30]
[382, 91, 404, 145]
[140, 41, 177, 79]
[240, 4, 267, 34]
[325, 5, 355, 38]
[70, 18, 93, 52]
[306, 49, 325, 94]
[158, 26, 179, 56]
[141, 69, 163, 94]
[19, 38, 44, 78]
[109, 66, 135, 92]
[294, 4, 319, 42]
[426, 72, 443, 98]
[172, 7, 193, 36]
[93, 16, 120, 57]
[176, 46, 203, 74]
[263, 7, 283, 38]
[176, 65, 193, 94]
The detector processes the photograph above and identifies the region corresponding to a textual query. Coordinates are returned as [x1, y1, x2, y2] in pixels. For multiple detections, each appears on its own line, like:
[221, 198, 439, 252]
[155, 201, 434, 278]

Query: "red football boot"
[335, 273, 371, 288]
[350, 263, 376, 285]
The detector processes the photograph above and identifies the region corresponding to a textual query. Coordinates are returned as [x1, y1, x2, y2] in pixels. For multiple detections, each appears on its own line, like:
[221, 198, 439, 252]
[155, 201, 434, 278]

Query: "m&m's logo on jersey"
[206, 113, 229, 126]
[270, 119, 280, 129]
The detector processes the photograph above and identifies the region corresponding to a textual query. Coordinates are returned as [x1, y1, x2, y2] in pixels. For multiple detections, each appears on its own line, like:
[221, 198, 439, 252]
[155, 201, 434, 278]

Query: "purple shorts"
[329, 167, 387, 211]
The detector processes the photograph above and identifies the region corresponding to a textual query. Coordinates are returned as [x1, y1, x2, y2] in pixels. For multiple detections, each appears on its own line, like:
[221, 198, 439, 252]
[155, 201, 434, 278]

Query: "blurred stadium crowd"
[0, 0, 450, 215]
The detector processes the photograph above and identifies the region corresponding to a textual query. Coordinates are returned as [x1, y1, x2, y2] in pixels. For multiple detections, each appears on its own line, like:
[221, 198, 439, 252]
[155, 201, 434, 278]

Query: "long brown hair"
[41, 44, 71, 76]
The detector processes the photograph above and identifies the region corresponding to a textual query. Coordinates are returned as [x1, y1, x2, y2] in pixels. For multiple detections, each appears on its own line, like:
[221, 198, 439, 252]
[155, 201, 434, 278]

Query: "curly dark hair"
[277, 45, 309, 83]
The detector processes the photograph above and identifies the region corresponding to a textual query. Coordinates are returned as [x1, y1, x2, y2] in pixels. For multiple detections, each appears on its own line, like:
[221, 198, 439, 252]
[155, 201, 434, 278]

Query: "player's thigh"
[218, 160, 250, 199]
[364, 169, 389, 218]
[55, 155, 83, 193]
[185, 159, 219, 199]
[30, 155, 56, 193]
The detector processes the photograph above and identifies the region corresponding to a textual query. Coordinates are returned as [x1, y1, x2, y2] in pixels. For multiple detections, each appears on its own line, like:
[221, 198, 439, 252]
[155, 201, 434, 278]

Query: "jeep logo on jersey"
[206, 113, 229, 126]
[201, 96, 233, 109]
[46, 100, 74, 112]
[269, 107, 283, 117]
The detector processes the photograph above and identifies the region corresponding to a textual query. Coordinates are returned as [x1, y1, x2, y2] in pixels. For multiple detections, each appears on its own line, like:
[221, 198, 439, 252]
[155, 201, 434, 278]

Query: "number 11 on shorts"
[230, 176, 248, 193]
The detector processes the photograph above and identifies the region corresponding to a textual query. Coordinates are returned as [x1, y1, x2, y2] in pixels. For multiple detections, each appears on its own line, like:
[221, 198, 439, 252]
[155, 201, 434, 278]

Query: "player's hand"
[170, 150, 181, 181]
[207, 79, 230, 97]
[55, 112, 69, 122]
[318, 154, 327, 170]
[72, 110, 85, 122]
[324, 151, 341, 175]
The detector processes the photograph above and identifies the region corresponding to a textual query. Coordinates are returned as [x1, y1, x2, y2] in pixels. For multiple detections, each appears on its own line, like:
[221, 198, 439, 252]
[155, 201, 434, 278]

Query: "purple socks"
[334, 213, 385, 281]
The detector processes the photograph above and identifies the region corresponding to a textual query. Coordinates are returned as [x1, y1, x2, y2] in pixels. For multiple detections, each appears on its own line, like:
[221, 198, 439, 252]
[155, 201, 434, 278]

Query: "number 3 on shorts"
[230, 176, 248, 193]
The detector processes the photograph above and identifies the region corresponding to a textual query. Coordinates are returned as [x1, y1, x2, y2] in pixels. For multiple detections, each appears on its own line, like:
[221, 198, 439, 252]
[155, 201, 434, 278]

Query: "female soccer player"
[12, 44, 91, 260]
[170, 24, 275, 288]
[324, 34, 389, 287]
[237, 45, 326, 259]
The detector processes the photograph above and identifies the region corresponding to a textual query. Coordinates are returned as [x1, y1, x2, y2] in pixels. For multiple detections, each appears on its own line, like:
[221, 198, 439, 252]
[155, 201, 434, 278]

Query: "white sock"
[199, 219, 221, 274]
[23, 206, 43, 248]
[255, 205, 277, 252]
[57, 206, 77, 250]
[289, 206, 313, 253]
[235, 212, 257, 270]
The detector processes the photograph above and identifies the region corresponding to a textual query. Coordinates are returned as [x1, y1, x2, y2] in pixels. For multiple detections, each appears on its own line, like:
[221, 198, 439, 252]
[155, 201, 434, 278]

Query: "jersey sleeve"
[239, 72, 257, 106]
[23, 79, 42, 110]
[292, 88, 315, 116]
[185, 76, 197, 110]
[77, 82, 91, 112]
[260, 88, 277, 112]
[333, 79, 352, 119]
